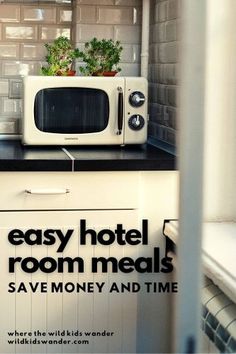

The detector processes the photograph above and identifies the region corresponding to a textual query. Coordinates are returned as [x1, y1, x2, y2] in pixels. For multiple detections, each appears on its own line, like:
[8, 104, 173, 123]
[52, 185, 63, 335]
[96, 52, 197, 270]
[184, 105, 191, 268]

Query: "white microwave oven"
[22, 76, 148, 146]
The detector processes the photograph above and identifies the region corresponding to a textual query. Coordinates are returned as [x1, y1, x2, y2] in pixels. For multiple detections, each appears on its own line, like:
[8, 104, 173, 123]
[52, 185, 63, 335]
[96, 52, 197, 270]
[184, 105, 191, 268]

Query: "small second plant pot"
[92, 70, 118, 77]
[66, 70, 76, 76]
[102, 71, 118, 77]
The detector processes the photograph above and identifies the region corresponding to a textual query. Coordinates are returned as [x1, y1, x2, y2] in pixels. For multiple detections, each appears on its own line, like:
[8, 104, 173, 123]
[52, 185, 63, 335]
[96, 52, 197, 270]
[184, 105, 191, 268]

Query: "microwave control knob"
[129, 91, 145, 107]
[128, 115, 145, 131]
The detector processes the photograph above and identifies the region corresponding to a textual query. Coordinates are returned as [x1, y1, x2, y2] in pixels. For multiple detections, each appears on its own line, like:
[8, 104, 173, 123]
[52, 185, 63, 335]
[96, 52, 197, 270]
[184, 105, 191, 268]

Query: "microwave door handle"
[117, 87, 123, 135]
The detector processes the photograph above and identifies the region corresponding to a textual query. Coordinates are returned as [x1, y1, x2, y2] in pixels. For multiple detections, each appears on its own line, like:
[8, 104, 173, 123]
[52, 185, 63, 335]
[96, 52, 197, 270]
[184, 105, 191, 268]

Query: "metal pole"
[174, 1, 206, 352]
[141, 0, 150, 78]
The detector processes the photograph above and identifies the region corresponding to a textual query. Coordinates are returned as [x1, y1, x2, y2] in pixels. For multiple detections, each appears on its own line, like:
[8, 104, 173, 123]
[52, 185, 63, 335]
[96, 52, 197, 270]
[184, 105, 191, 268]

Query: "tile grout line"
[61, 147, 75, 172]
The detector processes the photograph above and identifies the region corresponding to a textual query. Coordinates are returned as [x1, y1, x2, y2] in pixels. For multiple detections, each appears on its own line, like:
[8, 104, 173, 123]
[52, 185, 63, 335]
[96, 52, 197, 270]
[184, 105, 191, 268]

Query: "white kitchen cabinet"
[0, 171, 178, 354]
[0, 172, 139, 210]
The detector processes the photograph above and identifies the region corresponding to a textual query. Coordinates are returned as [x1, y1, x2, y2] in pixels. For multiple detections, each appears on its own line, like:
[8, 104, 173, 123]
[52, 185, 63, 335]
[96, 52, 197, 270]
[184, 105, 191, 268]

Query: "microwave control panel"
[129, 91, 146, 108]
[124, 77, 148, 144]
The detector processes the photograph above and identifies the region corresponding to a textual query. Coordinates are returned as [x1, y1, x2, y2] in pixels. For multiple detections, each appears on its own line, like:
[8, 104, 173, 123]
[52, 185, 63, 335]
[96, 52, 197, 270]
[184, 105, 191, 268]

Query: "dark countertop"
[0, 140, 176, 171]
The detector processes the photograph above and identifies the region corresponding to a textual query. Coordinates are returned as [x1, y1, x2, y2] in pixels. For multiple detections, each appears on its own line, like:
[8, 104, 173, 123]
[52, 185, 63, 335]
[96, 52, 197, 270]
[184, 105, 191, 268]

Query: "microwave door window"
[34, 88, 109, 134]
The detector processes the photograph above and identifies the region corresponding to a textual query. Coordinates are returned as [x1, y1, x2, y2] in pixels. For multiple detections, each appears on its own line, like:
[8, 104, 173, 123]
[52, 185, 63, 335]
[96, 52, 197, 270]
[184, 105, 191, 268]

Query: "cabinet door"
[0, 210, 139, 354]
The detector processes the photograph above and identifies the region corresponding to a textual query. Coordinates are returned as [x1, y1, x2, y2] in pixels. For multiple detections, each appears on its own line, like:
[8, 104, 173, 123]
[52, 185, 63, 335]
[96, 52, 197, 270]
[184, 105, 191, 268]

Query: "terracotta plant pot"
[66, 70, 76, 76]
[102, 71, 118, 77]
[92, 71, 118, 77]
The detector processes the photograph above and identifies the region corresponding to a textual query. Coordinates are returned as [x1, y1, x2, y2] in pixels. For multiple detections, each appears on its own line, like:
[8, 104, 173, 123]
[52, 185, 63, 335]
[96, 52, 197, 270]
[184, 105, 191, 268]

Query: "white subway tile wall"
[115, 0, 141, 5]
[148, 0, 180, 146]
[9, 79, 22, 98]
[2, 61, 40, 76]
[0, 2, 72, 135]
[0, 79, 9, 96]
[0, 5, 20, 23]
[0, 43, 20, 58]
[0, 120, 18, 134]
[21, 7, 57, 23]
[76, 24, 114, 41]
[97, 7, 139, 25]
[21, 43, 46, 60]
[0, 97, 22, 115]
[73, 0, 142, 76]
[121, 44, 140, 63]
[40, 26, 71, 41]
[76, 6, 97, 23]
[76, 0, 114, 5]
[3, 25, 38, 40]
[114, 25, 141, 43]
[0, 0, 141, 136]
[59, 9, 72, 23]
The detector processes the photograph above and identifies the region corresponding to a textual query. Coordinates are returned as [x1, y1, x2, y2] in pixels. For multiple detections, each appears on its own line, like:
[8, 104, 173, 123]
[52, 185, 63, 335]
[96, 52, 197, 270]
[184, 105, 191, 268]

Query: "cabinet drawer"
[0, 172, 140, 210]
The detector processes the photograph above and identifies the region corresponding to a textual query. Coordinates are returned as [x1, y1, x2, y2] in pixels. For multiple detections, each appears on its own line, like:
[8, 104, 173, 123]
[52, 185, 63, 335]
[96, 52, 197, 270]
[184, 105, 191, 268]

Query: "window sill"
[163, 220, 236, 303]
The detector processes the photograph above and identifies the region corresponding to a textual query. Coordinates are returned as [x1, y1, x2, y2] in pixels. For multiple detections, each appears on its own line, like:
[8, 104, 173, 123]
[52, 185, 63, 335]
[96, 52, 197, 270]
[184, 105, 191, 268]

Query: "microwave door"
[34, 88, 109, 135]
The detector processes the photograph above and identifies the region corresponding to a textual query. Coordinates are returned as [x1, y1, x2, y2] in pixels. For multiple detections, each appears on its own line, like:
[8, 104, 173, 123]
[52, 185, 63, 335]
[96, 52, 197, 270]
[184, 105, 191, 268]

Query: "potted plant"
[41, 36, 80, 76]
[77, 38, 123, 76]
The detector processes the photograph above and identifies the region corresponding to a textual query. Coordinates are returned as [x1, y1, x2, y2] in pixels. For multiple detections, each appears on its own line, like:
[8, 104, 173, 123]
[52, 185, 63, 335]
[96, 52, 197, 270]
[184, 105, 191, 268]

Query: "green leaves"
[77, 38, 123, 76]
[41, 36, 80, 76]
[41, 37, 123, 76]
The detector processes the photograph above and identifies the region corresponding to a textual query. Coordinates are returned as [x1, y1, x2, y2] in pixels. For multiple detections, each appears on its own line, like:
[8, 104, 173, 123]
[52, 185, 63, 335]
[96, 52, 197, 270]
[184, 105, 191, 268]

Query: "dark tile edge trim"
[202, 303, 236, 353]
